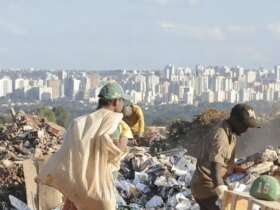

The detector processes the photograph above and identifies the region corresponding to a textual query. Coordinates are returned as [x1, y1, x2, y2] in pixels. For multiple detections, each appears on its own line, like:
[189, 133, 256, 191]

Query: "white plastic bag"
[9, 195, 31, 210]
[145, 195, 164, 208]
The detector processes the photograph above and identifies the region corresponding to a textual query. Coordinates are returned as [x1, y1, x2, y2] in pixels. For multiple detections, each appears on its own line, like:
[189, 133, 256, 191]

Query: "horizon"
[0, 64, 280, 72]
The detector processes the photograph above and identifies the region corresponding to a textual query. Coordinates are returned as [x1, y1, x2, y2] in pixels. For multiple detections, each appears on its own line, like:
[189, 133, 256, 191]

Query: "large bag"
[36, 108, 125, 210]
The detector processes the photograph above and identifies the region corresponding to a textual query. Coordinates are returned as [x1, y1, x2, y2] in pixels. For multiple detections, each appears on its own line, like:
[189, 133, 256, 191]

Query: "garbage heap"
[0, 111, 65, 206]
[226, 146, 280, 192]
[115, 146, 280, 209]
[116, 147, 200, 210]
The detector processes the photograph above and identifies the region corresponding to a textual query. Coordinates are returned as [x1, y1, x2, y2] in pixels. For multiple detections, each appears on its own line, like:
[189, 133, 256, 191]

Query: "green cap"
[98, 82, 126, 100]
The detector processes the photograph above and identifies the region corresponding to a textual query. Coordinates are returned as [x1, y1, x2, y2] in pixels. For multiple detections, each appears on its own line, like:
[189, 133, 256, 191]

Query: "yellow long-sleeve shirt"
[110, 120, 133, 142]
[123, 105, 145, 137]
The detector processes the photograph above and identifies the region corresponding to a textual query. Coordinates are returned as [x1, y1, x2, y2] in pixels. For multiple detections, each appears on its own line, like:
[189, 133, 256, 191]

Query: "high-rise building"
[88, 73, 101, 89]
[26, 86, 52, 101]
[183, 87, 194, 105]
[214, 76, 225, 92]
[164, 64, 175, 80]
[215, 90, 226, 102]
[239, 88, 250, 102]
[161, 81, 170, 95]
[14, 78, 30, 90]
[178, 85, 185, 99]
[246, 71, 257, 83]
[0, 77, 13, 97]
[77, 76, 91, 100]
[64, 77, 81, 99]
[275, 65, 280, 81]
[201, 91, 211, 103]
[58, 70, 67, 81]
[135, 74, 146, 92]
[195, 75, 209, 96]
[264, 88, 275, 101]
[227, 90, 238, 103]
[47, 79, 62, 99]
[130, 90, 142, 104]
[146, 73, 159, 95]
[29, 79, 44, 88]
[178, 68, 185, 81]
[255, 91, 263, 101]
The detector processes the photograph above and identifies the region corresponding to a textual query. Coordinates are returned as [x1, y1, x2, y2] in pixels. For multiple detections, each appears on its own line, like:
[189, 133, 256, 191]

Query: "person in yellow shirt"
[123, 100, 145, 139]
[110, 120, 133, 150]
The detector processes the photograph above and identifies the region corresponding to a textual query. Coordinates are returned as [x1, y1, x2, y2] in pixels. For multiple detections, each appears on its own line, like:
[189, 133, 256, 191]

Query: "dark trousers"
[194, 195, 220, 210]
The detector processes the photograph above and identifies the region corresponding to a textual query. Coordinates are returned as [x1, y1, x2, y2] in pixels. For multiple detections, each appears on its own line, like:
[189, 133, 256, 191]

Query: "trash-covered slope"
[115, 145, 280, 209]
[116, 147, 199, 210]
[0, 110, 65, 208]
[1, 108, 280, 210]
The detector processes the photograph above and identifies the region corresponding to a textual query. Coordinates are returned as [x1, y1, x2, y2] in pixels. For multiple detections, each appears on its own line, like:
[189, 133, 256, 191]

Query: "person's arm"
[117, 121, 133, 149]
[209, 129, 229, 198]
[116, 136, 128, 151]
[211, 162, 225, 187]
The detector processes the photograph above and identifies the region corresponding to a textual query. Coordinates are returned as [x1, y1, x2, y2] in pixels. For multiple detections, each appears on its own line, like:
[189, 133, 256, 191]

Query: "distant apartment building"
[275, 65, 280, 81]
[88, 73, 101, 89]
[14, 78, 30, 91]
[64, 77, 81, 99]
[0, 77, 13, 97]
[47, 79, 62, 99]
[26, 86, 52, 101]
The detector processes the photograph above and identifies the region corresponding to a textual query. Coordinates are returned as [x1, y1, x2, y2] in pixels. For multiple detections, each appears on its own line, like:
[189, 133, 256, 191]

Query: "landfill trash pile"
[1, 107, 280, 209]
[226, 146, 280, 193]
[116, 147, 200, 210]
[115, 146, 280, 209]
[0, 110, 65, 207]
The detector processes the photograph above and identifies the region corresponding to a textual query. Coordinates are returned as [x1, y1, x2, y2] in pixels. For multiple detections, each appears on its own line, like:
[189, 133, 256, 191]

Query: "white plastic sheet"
[9, 195, 31, 210]
[145, 195, 164, 208]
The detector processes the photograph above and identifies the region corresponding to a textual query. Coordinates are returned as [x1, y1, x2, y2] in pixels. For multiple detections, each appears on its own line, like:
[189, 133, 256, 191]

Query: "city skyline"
[1, 64, 280, 106]
[0, 0, 280, 69]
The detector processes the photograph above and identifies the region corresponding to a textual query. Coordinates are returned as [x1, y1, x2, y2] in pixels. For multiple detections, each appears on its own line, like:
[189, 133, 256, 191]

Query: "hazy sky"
[0, 0, 280, 70]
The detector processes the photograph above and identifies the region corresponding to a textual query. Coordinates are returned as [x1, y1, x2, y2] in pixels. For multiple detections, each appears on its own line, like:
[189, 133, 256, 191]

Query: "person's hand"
[127, 138, 138, 146]
[215, 185, 228, 200]
[233, 164, 247, 173]
[138, 134, 144, 138]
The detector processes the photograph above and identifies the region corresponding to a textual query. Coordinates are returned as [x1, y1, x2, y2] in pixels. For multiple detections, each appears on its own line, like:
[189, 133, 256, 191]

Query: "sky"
[0, 0, 280, 70]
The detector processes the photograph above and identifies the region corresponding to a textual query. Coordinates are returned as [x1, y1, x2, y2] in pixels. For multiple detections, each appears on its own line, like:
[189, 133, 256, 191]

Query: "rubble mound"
[166, 109, 228, 157]
[192, 108, 228, 126]
[0, 111, 65, 206]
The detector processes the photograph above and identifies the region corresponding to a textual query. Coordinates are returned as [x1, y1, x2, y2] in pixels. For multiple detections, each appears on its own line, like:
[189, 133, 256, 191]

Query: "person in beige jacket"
[36, 82, 131, 210]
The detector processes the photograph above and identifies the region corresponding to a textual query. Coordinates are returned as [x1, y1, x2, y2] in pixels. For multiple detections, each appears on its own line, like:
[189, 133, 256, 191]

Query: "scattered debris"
[0, 110, 65, 207]
[1, 108, 280, 209]
[116, 147, 198, 209]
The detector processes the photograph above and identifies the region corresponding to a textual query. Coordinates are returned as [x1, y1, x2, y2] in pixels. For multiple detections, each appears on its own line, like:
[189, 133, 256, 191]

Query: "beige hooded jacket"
[36, 108, 125, 210]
